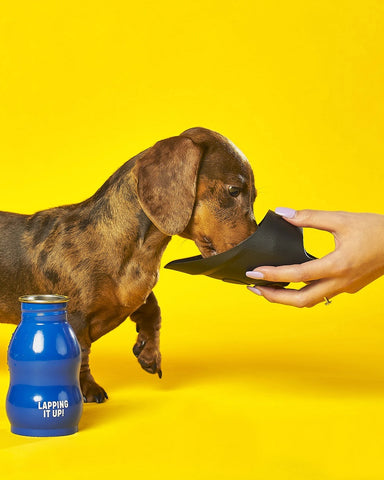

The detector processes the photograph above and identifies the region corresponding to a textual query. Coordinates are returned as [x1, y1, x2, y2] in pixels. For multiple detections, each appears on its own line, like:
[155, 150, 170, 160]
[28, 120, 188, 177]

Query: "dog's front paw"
[80, 371, 109, 403]
[133, 334, 162, 378]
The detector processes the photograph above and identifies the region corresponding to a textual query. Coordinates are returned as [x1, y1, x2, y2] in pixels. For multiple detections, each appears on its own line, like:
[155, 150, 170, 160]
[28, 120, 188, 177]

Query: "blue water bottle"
[6, 295, 83, 437]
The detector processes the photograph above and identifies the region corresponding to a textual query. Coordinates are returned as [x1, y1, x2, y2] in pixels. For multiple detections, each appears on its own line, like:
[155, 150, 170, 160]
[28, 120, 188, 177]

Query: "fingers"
[276, 207, 347, 233]
[246, 252, 338, 284]
[245, 207, 352, 307]
[248, 279, 338, 308]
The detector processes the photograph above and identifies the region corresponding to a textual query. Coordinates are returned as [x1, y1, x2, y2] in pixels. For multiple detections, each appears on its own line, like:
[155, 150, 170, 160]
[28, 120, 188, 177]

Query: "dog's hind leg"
[130, 292, 162, 378]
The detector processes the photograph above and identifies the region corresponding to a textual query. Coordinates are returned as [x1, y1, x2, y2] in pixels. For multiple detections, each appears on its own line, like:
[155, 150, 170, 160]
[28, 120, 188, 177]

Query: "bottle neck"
[19, 295, 69, 322]
[20, 303, 68, 322]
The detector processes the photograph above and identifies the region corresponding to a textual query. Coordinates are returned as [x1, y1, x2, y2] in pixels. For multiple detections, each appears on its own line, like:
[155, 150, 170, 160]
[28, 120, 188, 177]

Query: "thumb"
[275, 207, 345, 233]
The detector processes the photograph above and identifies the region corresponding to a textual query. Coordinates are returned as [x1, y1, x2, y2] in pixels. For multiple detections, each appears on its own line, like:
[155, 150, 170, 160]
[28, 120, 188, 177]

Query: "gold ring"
[324, 296, 332, 306]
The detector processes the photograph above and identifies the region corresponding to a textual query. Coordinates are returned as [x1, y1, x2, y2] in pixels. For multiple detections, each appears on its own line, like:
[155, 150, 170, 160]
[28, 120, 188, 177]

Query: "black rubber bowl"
[164, 210, 315, 287]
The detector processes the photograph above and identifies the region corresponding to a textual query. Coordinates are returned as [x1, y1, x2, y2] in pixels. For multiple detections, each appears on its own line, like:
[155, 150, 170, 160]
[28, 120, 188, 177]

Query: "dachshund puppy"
[0, 127, 257, 402]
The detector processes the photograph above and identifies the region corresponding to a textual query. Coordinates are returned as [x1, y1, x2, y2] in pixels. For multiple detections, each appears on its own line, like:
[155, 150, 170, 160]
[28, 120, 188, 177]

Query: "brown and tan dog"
[0, 127, 257, 402]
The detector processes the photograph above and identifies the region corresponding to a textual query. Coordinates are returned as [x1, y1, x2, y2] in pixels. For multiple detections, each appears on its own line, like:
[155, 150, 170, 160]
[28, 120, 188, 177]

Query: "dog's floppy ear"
[134, 136, 204, 236]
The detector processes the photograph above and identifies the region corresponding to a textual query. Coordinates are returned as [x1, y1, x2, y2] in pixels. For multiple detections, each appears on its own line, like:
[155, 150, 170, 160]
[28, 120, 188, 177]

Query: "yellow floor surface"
[1, 268, 384, 480]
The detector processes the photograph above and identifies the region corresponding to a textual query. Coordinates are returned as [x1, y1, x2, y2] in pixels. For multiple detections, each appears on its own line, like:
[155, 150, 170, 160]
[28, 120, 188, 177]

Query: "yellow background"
[1, 1, 384, 478]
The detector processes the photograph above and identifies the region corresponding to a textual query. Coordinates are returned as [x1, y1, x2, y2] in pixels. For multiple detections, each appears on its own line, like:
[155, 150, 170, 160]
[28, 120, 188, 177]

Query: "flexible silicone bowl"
[164, 210, 315, 287]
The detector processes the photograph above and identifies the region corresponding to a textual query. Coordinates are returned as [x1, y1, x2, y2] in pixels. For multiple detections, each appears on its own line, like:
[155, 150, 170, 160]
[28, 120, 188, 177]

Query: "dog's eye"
[228, 186, 241, 197]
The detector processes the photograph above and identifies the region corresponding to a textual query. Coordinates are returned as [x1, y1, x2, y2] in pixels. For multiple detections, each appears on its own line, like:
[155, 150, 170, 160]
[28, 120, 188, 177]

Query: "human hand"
[246, 207, 384, 307]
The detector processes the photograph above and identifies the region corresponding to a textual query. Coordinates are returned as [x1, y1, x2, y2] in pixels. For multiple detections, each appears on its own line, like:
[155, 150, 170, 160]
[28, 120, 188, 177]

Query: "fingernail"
[246, 271, 264, 279]
[247, 286, 263, 296]
[275, 207, 296, 219]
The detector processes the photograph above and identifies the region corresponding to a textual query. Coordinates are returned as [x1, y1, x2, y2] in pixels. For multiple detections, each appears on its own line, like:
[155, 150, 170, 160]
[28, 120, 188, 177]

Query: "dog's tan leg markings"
[130, 292, 162, 378]
[80, 344, 108, 403]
